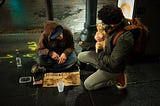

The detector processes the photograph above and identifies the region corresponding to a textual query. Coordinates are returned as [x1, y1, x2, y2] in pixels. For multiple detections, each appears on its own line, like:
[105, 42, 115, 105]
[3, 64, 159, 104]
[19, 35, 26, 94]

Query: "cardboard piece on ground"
[43, 71, 80, 87]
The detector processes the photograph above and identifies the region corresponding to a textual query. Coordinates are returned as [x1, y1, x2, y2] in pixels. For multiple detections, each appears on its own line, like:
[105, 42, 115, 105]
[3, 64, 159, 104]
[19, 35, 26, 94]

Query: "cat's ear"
[96, 23, 99, 31]
[96, 23, 98, 27]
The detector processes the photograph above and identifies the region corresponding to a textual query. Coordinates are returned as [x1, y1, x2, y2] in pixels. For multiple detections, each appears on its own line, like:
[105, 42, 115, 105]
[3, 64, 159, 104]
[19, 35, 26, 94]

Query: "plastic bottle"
[16, 51, 22, 67]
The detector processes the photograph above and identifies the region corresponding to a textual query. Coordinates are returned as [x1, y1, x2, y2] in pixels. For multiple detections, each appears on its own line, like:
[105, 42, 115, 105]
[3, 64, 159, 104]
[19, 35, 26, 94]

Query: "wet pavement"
[0, 0, 116, 33]
[0, 32, 160, 106]
[1, 0, 160, 106]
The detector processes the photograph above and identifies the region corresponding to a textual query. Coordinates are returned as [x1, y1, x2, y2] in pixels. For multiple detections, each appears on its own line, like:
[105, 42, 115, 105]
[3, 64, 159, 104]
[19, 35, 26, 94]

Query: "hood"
[44, 20, 63, 40]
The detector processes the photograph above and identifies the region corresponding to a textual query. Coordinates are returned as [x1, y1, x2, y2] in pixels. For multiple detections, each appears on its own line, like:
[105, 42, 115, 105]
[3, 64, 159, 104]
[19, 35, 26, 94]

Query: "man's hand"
[51, 52, 60, 60]
[58, 53, 67, 64]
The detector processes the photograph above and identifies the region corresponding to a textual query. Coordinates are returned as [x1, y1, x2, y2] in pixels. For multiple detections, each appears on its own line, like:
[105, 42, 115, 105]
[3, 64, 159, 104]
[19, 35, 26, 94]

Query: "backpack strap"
[113, 18, 148, 46]
[113, 24, 139, 46]
[113, 29, 126, 46]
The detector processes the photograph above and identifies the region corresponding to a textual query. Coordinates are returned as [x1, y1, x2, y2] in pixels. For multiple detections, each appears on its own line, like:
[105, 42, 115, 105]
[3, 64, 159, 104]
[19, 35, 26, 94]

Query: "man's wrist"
[48, 51, 53, 57]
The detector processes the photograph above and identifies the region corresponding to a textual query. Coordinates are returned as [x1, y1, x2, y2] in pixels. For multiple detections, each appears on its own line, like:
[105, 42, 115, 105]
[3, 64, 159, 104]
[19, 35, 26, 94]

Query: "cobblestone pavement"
[0, 0, 117, 33]
[0, 0, 117, 55]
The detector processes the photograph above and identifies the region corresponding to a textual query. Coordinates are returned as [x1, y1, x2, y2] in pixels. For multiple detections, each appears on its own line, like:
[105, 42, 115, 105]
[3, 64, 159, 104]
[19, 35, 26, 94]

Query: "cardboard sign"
[43, 71, 81, 87]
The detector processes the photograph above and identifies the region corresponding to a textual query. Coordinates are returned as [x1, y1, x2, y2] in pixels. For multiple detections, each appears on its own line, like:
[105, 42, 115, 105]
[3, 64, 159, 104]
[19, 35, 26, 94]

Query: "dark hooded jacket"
[37, 22, 74, 56]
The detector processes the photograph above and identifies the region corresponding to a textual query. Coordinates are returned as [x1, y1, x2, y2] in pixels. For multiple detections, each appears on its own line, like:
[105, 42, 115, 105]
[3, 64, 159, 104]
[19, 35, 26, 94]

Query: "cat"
[95, 23, 107, 53]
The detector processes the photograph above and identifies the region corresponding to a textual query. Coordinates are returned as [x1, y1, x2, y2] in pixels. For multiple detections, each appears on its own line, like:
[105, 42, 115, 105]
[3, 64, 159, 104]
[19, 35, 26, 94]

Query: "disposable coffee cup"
[57, 81, 64, 92]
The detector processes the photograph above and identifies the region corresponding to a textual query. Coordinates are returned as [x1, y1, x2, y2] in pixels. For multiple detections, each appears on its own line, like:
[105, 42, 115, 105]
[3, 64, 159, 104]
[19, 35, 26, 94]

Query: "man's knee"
[77, 52, 83, 62]
[84, 80, 94, 91]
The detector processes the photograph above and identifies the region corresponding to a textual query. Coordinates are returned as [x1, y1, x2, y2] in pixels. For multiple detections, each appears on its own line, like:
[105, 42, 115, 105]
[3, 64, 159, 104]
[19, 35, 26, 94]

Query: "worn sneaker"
[33, 79, 43, 86]
[116, 73, 127, 90]
[32, 72, 44, 86]
[31, 64, 46, 74]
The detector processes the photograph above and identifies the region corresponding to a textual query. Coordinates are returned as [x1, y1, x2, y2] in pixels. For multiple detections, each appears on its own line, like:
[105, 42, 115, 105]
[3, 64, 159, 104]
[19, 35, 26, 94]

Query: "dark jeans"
[36, 52, 77, 71]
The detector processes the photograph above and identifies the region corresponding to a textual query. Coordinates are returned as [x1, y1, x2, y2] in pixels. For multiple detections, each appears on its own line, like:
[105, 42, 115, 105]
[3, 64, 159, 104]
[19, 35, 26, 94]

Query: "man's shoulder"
[119, 30, 134, 41]
[113, 30, 134, 45]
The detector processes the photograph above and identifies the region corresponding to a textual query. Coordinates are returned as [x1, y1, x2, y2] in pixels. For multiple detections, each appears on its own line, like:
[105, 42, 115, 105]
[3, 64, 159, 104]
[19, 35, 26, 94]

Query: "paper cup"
[57, 81, 64, 92]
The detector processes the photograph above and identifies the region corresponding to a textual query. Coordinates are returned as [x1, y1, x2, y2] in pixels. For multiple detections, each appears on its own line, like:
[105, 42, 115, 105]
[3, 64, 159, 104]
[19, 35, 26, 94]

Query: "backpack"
[113, 18, 149, 62]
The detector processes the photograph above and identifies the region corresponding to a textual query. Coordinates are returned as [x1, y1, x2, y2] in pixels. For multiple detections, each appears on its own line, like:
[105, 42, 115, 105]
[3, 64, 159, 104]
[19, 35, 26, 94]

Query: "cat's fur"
[95, 23, 107, 53]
